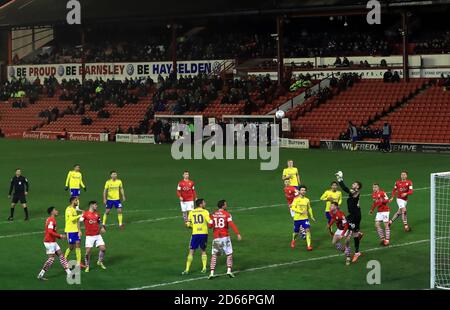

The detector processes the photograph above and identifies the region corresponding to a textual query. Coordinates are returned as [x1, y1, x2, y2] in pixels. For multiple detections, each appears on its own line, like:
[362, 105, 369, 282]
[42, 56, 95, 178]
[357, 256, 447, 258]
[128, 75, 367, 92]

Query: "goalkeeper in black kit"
[335, 171, 364, 263]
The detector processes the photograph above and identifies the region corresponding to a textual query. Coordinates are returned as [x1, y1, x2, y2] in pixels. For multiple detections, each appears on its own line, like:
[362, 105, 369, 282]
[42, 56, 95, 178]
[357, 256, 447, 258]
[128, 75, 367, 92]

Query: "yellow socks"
[201, 254, 207, 271]
[118, 213, 123, 226]
[75, 248, 81, 265]
[306, 231, 311, 247]
[103, 214, 108, 225]
[185, 254, 193, 272]
[292, 233, 299, 241]
[64, 248, 71, 259]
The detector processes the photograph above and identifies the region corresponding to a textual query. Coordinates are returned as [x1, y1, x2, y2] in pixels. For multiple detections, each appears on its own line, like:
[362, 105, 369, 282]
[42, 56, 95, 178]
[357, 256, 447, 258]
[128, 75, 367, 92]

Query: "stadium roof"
[1, 0, 449, 29]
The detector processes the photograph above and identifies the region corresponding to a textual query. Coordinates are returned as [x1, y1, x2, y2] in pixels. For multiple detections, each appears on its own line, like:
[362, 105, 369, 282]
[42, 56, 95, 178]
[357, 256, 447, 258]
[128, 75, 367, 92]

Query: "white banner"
[115, 134, 155, 144]
[280, 138, 309, 149]
[250, 67, 450, 80]
[7, 60, 234, 82]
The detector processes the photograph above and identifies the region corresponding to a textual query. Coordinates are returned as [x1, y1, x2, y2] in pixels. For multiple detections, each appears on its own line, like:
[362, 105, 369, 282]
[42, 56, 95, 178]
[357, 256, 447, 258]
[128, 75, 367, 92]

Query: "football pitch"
[0, 139, 448, 290]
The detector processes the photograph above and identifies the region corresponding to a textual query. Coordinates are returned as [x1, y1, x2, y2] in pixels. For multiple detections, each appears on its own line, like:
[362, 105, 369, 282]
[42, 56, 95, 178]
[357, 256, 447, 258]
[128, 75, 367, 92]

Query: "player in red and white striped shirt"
[207, 200, 242, 279]
[177, 171, 197, 223]
[370, 184, 391, 246]
[389, 171, 413, 232]
[37, 206, 72, 280]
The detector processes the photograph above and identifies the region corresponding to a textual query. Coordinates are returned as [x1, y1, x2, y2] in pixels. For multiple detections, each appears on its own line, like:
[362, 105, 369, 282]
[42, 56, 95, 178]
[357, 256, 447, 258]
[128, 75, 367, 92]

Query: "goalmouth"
[430, 171, 450, 290]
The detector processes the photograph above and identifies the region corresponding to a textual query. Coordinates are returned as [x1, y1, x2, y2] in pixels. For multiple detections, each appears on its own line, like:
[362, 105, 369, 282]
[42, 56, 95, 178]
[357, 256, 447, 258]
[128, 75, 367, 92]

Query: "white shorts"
[334, 229, 350, 238]
[44, 242, 60, 255]
[85, 235, 105, 248]
[375, 211, 390, 223]
[211, 237, 233, 256]
[396, 198, 408, 209]
[180, 201, 194, 212]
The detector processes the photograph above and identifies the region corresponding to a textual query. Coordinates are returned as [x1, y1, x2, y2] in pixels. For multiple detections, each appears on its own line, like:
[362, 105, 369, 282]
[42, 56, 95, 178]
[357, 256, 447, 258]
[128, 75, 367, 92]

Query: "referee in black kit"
[8, 168, 30, 221]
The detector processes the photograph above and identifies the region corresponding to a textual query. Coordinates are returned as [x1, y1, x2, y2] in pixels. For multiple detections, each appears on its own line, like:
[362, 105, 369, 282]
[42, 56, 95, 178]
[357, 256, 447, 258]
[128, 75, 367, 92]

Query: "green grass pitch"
[0, 139, 447, 290]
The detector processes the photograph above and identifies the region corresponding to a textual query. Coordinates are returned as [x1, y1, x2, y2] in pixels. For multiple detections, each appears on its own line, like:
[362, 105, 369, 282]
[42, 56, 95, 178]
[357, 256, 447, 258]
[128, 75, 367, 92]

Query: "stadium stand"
[371, 85, 450, 144]
[0, 97, 71, 135]
[289, 77, 429, 147]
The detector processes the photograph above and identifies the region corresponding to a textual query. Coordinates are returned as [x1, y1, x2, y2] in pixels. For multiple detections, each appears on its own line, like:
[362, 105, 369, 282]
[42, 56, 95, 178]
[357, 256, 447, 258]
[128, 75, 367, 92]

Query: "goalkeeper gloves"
[335, 171, 344, 182]
[83, 187, 87, 192]
[64, 186, 69, 191]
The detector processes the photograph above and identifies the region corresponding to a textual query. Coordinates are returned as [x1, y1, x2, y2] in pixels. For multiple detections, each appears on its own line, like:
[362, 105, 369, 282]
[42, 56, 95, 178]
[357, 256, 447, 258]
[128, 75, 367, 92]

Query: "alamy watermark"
[366, 259, 381, 285]
[170, 118, 280, 170]
[66, 0, 81, 25]
[66, 260, 81, 285]
[367, 0, 381, 25]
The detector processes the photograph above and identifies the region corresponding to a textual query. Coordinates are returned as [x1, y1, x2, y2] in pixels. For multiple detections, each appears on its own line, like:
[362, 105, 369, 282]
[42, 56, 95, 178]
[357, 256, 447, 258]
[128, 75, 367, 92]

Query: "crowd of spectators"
[152, 73, 222, 114]
[16, 29, 396, 65]
[0, 76, 57, 107]
[339, 124, 383, 141]
[413, 30, 450, 54]
[383, 69, 401, 83]
[284, 31, 392, 58]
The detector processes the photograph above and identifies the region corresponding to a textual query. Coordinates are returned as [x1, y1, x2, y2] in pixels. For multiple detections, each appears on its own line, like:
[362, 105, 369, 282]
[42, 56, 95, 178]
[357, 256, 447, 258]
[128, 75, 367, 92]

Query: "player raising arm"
[177, 171, 197, 223]
[320, 181, 342, 224]
[103, 171, 126, 229]
[208, 200, 242, 279]
[65, 164, 86, 200]
[389, 171, 413, 232]
[370, 184, 391, 246]
[290, 185, 315, 251]
[182, 198, 210, 275]
[38, 207, 72, 280]
[335, 171, 364, 263]
[327, 202, 352, 265]
[282, 160, 300, 189]
[79, 201, 107, 272]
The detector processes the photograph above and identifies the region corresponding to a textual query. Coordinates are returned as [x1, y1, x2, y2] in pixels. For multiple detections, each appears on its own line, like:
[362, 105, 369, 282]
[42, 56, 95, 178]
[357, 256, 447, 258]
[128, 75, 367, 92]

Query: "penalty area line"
[128, 238, 429, 290]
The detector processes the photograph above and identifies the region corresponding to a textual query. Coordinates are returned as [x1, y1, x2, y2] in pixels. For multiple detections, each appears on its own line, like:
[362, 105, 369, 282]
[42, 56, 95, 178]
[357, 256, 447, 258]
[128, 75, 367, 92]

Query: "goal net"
[431, 172, 450, 289]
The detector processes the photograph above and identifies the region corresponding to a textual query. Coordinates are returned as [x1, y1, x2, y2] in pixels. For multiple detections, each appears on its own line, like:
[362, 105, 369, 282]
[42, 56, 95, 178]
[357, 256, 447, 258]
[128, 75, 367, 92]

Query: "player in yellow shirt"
[320, 181, 343, 224]
[64, 197, 84, 267]
[102, 171, 126, 229]
[282, 160, 300, 188]
[182, 198, 210, 275]
[65, 164, 86, 199]
[290, 185, 315, 251]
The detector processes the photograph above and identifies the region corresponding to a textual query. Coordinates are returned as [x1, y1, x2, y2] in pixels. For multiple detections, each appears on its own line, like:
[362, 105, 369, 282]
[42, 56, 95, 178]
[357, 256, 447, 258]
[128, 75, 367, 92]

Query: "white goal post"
[431, 171, 450, 290]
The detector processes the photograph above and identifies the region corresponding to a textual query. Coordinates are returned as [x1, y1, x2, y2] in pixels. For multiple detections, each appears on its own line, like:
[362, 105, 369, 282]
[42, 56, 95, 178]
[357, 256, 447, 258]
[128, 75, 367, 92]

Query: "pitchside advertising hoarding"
[17, 131, 109, 142]
[7, 60, 233, 82]
[320, 140, 450, 154]
[280, 138, 309, 149]
[115, 134, 155, 144]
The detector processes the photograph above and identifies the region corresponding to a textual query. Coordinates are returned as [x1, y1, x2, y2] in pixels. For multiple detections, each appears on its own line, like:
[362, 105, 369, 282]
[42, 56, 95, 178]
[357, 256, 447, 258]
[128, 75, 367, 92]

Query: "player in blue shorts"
[65, 164, 86, 200]
[103, 171, 126, 229]
[182, 199, 210, 275]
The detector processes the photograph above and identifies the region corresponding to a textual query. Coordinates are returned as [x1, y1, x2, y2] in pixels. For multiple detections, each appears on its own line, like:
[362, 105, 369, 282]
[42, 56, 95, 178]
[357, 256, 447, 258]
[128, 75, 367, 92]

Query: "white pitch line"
[0, 187, 432, 239]
[18, 0, 34, 10]
[128, 238, 430, 290]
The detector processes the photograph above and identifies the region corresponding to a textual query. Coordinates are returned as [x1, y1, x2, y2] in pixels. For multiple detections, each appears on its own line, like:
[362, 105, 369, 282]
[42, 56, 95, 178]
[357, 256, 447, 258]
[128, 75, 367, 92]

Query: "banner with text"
[21, 131, 109, 142]
[8, 60, 233, 82]
[320, 140, 450, 154]
[115, 134, 155, 144]
[280, 138, 309, 149]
